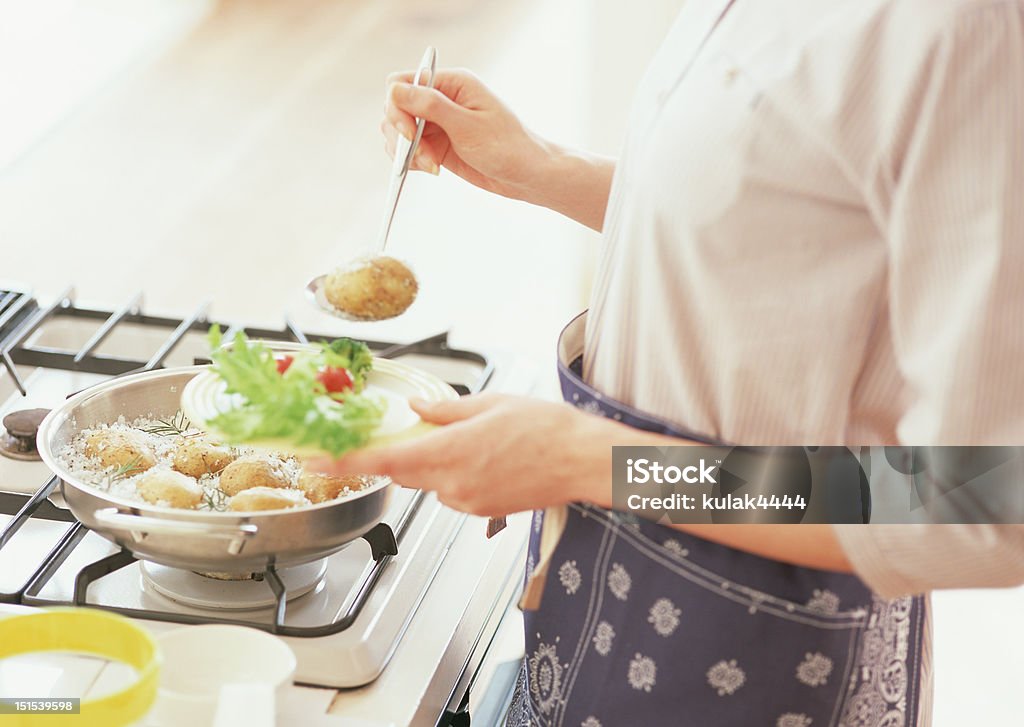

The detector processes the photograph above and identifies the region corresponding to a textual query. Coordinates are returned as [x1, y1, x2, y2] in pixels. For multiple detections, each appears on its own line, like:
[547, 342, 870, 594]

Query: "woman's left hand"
[316, 393, 860, 574]
[311, 393, 620, 517]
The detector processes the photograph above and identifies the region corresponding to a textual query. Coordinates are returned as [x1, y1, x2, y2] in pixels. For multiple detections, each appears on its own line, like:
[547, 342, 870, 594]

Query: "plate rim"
[180, 345, 458, 458]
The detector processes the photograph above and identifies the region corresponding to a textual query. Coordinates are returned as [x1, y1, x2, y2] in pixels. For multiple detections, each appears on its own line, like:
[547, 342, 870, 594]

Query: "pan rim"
[36, 365, 396, 520]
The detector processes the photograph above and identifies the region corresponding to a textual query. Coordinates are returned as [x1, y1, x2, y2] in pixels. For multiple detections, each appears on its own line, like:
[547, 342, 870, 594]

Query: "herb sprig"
[201, 487, 229, 512]
[140, 410, 194, 437]
[102, 455, 145, 488]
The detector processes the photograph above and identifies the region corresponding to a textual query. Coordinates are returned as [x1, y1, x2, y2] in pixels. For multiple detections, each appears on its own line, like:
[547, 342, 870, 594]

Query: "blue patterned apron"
[505, 312, 927, 727]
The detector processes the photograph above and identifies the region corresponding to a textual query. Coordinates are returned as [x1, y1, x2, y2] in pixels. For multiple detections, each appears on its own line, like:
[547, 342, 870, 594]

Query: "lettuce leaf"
[321, 337, 374, 393]
[205, 326, 384, 456]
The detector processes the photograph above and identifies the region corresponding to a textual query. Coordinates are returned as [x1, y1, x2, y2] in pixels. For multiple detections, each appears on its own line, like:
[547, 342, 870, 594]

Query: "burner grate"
[0, 286, 493, 394]
[0, 285, 497, 636]
[2, 478, 406, 636]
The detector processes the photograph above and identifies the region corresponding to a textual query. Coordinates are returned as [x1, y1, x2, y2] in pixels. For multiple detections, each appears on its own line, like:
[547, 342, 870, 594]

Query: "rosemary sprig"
[141, 411, 193, 437]
[200, 487, 229, 512]
[102, 455, 145, 487]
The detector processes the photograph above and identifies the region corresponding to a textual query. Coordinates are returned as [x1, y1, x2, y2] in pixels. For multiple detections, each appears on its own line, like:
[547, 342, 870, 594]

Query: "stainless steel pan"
[36, 367, 392, 573]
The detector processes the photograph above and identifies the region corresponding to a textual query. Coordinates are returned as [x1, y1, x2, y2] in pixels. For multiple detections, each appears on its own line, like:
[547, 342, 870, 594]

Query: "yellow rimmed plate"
[180, 343, 457, 459]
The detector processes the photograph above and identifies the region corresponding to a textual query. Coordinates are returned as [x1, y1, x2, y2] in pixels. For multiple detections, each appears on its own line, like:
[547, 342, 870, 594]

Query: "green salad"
[206, 326, 385, 457]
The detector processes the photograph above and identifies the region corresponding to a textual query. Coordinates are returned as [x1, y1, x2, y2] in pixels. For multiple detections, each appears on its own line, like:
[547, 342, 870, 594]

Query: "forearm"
[518, 138, 616, 232]
[571, 415, 853, 574]
[674, 524, 852, 573]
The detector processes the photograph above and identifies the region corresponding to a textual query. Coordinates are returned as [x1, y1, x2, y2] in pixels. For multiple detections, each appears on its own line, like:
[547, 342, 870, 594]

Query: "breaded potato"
[85, 429, 157, 472]
[137, 468, 204, 509]
[298, 471, 365, 504]
[324, 256, 418, 321]
[218, 455, 290, 496]
[172, 438, 235, 478]
[228, 487, 309, 512]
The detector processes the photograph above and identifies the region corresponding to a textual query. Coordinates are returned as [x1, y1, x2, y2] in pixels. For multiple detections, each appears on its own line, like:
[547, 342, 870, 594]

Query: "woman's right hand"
[382, 67, 616, 232]
[382, 68, 551, 202]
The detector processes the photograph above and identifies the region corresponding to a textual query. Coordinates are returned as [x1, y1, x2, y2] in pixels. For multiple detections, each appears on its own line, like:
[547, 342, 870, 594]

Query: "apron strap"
[519, 505, 568, 610]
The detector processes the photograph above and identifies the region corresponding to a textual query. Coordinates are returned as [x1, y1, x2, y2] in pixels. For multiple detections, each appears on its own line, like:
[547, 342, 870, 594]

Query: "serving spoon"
[307, 46, 438, 322]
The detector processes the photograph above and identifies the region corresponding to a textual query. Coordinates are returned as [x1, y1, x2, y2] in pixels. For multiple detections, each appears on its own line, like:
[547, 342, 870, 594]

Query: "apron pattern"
[504, 315, 925, 726]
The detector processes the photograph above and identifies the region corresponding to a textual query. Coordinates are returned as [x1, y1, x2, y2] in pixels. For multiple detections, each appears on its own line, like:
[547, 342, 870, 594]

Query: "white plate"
[180, 342, 457, 458]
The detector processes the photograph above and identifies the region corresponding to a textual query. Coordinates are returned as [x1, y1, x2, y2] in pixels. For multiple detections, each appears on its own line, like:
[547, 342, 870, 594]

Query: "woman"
[317, 1, 1024, 725]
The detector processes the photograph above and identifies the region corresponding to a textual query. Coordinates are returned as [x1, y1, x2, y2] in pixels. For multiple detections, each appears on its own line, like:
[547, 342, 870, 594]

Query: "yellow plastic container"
[0, 608, 161, 726]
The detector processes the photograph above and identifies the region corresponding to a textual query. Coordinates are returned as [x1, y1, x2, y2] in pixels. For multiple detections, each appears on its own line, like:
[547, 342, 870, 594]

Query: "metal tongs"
[377, 46, 437, 254]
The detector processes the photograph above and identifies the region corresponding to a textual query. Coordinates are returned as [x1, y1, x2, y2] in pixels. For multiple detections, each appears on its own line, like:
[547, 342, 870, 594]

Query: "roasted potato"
[84, 429, 157, 472]
[172, 438, 235, 478]
[218, 455, 290, 496]
[137, 468, 204, 509]
[298, 471, 365, 504]
[324, 256, 418, 321]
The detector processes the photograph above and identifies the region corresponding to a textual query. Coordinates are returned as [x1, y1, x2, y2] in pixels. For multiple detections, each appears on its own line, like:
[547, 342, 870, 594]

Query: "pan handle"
[93, 508, 258, 555]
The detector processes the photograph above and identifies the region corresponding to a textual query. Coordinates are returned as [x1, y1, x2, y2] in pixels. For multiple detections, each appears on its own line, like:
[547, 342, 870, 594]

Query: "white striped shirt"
[585, 1, 1024, 722]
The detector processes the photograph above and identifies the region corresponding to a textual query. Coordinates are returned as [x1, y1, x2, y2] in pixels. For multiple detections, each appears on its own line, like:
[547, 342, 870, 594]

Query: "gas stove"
[0, 284, 532, 725]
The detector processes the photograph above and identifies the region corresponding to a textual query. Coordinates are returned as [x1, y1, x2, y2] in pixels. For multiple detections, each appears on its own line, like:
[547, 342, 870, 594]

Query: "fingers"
[388, 82, 466, 132]
[410, 137, 440, 174]
[380, 118, 440, 173]
[382, 68, 482, 137]
[308, 441, 414, 480]
[382, 68, 478, 173]
[385, 70, 416, 88]
[310, 395, 502, 476]
[382, 74, 419, 141]
[383, 102, 417, 145]
[410, 393, 502, 425]
[386, 68, 477, 104]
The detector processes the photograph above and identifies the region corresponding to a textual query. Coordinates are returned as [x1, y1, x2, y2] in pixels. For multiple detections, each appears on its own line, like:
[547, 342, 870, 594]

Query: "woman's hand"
[382, 69, 616, 231]
[311, 393, 627, 516]
[383, 69, 546, 199]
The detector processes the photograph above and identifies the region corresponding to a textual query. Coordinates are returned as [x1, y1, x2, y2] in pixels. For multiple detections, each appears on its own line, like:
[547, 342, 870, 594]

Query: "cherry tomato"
[317, 366, 353, 393]
[275, 355, 294, 374]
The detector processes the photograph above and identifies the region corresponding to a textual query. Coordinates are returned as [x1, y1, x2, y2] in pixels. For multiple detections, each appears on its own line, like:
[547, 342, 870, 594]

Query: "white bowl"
[147, 625, 295, 727]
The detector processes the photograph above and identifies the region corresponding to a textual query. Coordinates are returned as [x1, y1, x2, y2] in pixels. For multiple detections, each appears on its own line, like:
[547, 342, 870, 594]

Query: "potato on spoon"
[323, 256, 418, 321]
[308, 48, 436, 323]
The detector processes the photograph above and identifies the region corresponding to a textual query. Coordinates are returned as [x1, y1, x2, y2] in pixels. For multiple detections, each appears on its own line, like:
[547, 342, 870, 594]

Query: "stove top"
[0, 284, 533, 724]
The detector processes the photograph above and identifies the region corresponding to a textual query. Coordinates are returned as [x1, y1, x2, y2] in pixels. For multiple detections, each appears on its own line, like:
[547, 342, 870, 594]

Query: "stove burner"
[141, 558, 328, 610]
[0, 285, 493, 647]
[196, 569, 264, 581]
[0, 408, 50, 461]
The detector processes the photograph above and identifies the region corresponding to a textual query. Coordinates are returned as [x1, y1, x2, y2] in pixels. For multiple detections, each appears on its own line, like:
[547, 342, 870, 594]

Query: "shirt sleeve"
[836, 524, 1024, 598]
[835, 2, 1024, 597]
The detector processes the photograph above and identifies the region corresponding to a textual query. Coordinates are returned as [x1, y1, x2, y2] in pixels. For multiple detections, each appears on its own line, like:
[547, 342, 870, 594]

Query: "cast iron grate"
[0, 285, 494, 636]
